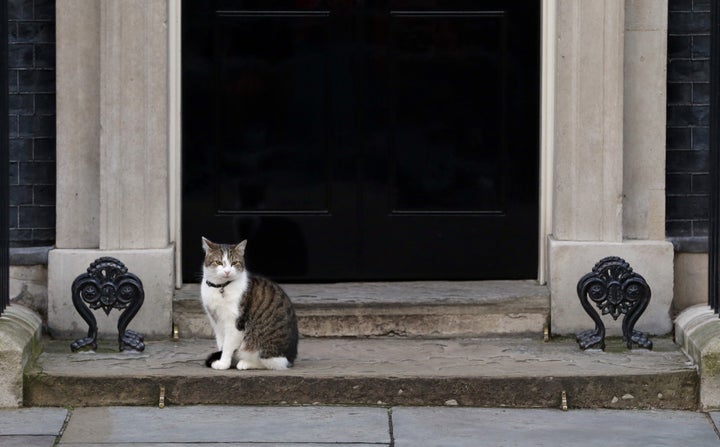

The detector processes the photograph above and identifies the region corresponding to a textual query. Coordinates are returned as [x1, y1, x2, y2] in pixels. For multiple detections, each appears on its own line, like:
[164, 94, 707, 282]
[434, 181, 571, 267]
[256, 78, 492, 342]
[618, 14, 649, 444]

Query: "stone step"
[25, 336, 698, 409]
[173, 281, 550, 338]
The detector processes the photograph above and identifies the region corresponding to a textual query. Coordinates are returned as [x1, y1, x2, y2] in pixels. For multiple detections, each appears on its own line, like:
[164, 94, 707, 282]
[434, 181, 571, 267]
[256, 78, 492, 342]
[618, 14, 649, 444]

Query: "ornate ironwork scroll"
[576, 256, 652, 351]
[70, 257, 145, 352]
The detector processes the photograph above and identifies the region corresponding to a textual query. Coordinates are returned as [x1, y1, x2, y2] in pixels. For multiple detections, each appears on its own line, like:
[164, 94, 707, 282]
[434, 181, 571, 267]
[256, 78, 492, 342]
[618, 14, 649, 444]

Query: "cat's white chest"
[200, 272, 248, 322]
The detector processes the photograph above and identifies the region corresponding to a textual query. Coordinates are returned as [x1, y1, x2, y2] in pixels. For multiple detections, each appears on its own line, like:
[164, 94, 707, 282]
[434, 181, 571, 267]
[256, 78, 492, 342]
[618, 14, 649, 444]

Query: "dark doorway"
[182, 0, 540, 282]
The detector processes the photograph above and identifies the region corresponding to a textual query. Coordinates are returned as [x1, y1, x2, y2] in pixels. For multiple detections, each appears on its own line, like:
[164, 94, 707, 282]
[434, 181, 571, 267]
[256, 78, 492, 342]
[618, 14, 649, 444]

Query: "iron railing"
[710, 0, 720, 313]
[0, 0, 9, 317]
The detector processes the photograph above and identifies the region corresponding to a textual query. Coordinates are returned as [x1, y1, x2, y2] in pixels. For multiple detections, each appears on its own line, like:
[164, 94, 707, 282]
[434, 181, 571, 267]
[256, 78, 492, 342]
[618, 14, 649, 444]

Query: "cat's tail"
[205, 350, 222, 368]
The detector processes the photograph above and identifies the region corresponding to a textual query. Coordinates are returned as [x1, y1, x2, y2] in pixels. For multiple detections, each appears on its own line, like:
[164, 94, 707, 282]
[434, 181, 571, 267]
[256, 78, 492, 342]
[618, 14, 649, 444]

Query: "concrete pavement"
[1, 405, 719, 446]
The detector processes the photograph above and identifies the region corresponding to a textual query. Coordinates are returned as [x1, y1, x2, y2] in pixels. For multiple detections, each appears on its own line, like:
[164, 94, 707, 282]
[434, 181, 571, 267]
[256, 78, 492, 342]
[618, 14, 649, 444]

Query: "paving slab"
[25, 337, 698, 408]
[392, 407, 720, 447]
[0, 407, 67, 447]
[59, 406, 389, 445]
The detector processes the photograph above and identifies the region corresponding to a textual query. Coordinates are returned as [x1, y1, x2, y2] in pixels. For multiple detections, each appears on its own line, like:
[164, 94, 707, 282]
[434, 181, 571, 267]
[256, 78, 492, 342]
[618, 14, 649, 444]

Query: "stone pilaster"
[49, 0, 173, 340]
[548, 0, 673, 336]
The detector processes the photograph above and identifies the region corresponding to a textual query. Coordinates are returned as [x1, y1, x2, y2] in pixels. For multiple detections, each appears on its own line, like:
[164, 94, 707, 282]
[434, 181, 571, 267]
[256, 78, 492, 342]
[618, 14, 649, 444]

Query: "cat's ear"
[234, 240, 248, 254]
[202, 236, 216, 252]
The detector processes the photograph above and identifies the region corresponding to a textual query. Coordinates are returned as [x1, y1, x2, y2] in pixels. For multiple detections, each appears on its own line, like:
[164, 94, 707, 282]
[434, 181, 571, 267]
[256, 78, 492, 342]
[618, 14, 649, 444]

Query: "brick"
[8, 69, 18, 93]
[7, 21, 18, 44]
[18, 69, 54, 93]
[9, 185, 33, 206]
[35, 94, 55, 115]
[667, 127, 692, 150]
[670, 0, 693, 12]
[693, 0, 711, 12]
[692, 173, 710, 194]
[16, 21, 55, 44]
[33, 185, 55, 206]
[666, 220, 693, 238]
[32, 229, 55, 244]
[18, 161, 55, 185]
[33, 138, 55, 161]
[693, 220, 709, 237]
[35, 43, 55, 68]
[667, 59, 710, 82]
[8, 207, 18, 229]
[8, 115, 18, 138]
[9, 138, 32, 161]
[8, 43, 33, 68]
[667, 105, 709, 126]
[34, 0, 56, 20]
[667, 83, 692, 105]
[667, 173, 692, 194]
[692, 35, 710, 58]
[8, 0, 33, 20]
[692, 127, 709, 150]
[9, 229, 32, 244]
[9, 93, 34, 115]
[692, 82, 710, 105]
[668, 12, 711, 35]
[667, 195, 708, 220]
[667, 150, 710, 173]
[19, 115, 55, 138]
[18, 206, 55, 229]
[668, 35, 692, 58]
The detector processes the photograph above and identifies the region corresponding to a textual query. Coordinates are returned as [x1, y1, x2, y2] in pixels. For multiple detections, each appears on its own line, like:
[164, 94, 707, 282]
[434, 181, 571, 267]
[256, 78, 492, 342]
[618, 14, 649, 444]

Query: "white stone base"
[0, 304, 42, 407]
[548, 237, 674, 336]
[48, 246, 174, 340]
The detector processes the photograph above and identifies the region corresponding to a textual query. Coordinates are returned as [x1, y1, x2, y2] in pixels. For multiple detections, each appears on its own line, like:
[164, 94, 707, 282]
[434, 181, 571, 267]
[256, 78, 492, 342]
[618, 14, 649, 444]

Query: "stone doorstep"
[24, 336, 698, 409]
[173, 280, 550, 338]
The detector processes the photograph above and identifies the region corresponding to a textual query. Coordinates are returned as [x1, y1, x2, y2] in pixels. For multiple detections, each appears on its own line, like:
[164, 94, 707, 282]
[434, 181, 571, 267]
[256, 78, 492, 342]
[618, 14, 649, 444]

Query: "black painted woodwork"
[182, 0, 540, 282]
[1, 0, 9, 314]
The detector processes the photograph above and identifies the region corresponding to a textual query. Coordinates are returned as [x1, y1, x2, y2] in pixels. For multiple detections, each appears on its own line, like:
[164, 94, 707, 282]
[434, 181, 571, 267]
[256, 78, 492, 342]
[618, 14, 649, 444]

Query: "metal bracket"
[576, 256, 652, 351]
[70, 257, 145, 352]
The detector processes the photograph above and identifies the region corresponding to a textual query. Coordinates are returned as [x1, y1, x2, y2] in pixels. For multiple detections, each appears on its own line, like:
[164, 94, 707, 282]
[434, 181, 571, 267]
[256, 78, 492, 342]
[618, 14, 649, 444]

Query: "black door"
[182, 0, 540, 282]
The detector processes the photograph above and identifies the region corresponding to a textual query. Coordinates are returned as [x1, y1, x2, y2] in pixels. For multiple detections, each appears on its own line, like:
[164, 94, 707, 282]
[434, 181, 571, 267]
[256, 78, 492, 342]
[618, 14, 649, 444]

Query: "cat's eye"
[213, 261, 222, 266]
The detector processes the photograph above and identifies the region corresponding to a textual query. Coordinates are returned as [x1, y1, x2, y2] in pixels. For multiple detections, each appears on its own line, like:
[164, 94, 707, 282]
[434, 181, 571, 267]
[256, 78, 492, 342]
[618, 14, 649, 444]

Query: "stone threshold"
[173, 280, 550, 338]
[25, 336, 697, 409]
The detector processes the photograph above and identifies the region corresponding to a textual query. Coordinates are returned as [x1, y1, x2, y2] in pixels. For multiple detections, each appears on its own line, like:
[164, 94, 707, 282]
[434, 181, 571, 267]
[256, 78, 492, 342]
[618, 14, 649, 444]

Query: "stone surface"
[0, 407, 68, 447]
[5, 405, 719, 446]
[174, 281, 550, 338]
[673, 252, 708, 315]
[0, 305, 42, 407]
[47, 247, 174, 340]
[9, 265, 48, 321]
[55, 0, 101, 249]
[548, 238, 674, 336]
[60, 406, 389, 445]
[675, 306, 720, 410]
[393, 407, 719, 447]
[553, 0, 624, 242]
[25, 337, 697, 409]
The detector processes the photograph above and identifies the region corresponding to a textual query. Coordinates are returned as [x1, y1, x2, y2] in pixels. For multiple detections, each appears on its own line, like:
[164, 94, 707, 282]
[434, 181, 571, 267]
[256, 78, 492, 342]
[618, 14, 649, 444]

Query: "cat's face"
[201, 237, 247, 281]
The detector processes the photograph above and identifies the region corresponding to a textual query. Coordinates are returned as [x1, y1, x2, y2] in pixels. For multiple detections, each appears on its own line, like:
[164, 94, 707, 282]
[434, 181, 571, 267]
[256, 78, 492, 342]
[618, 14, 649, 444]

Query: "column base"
[548, 237, 674, 336]
[48, 246, 174, 340]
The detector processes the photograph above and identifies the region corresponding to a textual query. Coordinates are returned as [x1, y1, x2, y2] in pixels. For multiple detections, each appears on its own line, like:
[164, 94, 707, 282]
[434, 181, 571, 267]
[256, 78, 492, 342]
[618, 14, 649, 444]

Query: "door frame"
[169, 0, 554, 286]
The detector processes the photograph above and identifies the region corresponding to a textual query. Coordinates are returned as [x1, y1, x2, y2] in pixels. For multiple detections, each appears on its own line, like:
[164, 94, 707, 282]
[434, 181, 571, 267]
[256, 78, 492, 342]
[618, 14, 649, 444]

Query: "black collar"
[206, 280, 233, 291]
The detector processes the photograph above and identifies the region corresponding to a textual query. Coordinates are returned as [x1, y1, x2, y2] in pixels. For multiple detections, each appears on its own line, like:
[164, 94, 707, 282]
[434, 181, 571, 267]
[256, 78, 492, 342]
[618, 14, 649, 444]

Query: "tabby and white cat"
[200, 237, 299, 370]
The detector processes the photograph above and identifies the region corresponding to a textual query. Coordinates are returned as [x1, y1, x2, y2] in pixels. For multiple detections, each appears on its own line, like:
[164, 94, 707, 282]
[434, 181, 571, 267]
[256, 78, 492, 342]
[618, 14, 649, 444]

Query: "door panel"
[182, 0, 539, 281]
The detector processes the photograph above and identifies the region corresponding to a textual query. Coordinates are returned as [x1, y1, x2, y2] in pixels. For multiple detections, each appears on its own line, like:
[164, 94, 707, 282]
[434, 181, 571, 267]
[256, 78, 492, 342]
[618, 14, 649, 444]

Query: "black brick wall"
[667, 0, 712, 250]
[7, 0, 55, 247]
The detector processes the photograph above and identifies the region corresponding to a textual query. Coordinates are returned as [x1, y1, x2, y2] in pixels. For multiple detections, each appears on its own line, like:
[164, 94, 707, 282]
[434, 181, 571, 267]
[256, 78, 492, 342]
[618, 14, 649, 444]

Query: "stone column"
[48, 0, 173, 340]
[548, 0, 674, 336]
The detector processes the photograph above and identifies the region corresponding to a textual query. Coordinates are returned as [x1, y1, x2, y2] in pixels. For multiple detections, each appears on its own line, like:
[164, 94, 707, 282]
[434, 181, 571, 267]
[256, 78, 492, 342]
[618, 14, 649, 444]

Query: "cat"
[200, 237, 299, 370]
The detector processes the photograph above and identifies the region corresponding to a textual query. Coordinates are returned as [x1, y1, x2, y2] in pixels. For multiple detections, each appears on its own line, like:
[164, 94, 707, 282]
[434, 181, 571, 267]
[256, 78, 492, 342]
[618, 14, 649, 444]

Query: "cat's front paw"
[211, 359, 231, 370]
[236, 360, 258, 370]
